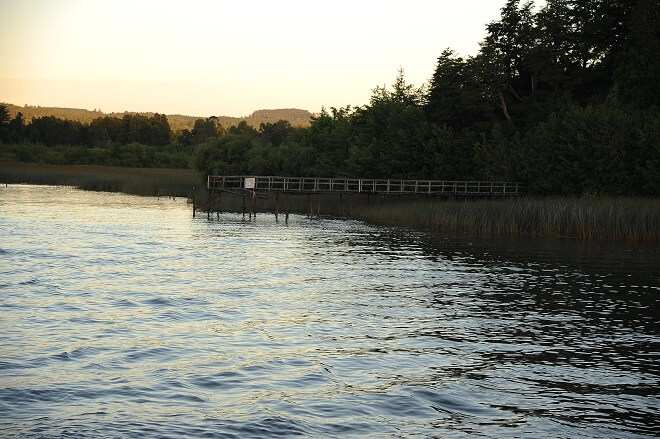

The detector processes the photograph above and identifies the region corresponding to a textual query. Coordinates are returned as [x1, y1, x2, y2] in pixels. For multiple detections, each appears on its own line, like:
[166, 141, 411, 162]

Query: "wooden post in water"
[207, 188, 211, 220]
[251, 191, 256, 221]
[216, 192, 221, 219]
[316, 195, 320, 218]
[286, 193, 290, 224]
[307, 194, 312, 218]
[275, 192, 280, 222]
[242, 192, 246, 219]
[249, 192, 253, 221]
[192, 186, 196, 218]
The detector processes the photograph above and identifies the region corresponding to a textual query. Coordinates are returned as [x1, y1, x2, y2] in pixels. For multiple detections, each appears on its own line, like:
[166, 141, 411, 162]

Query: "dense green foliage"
[1, 0, 658, 195]
[190, 0, 659, 195]
[0, 112, 190, 168]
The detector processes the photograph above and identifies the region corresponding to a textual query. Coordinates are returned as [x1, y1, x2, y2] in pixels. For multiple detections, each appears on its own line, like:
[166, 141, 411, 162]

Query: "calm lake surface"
[0, 185, 658, 438]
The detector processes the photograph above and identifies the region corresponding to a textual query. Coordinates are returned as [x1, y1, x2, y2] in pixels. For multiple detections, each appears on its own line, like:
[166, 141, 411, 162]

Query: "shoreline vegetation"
[1, 2, 658, 242]
[2, 2, 659, 200]
[342, 196, 660, 243]
[1, 162, 657, 243]
[0, 162, 201, 198]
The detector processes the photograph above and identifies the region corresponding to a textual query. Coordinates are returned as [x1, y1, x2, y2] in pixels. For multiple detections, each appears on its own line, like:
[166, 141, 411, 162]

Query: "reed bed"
[0, 162, 203, 198]
[200, 192, 658, 242]
[338, 196, 660, 243]
[2, 162, 656, 242]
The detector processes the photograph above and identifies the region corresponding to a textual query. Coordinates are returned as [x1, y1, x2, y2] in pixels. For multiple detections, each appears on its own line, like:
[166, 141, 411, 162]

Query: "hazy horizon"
[1, 95, 316, 119]
[1, 0, 516, 118]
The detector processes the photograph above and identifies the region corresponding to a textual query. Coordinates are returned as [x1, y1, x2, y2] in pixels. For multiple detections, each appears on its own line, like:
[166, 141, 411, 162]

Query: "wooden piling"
[192, 186, 196, 218]
[275, 192, 280, 222]
[286, 193, 290, 224]
[251, 191, 256, 221]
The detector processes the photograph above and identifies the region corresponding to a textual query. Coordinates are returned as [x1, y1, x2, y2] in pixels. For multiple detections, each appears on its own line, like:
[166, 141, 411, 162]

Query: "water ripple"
[0, 185, 658, 438]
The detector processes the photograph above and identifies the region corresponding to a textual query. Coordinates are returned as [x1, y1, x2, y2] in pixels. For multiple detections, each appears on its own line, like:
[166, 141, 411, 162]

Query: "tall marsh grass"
[0, 162, 203, 197]
[201, 192, 658, 242]
[339, 196, 660, 243]
[2, 162, 656, 242]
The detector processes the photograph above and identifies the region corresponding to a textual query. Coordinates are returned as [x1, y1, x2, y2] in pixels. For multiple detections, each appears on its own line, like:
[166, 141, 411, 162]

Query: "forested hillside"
[1, 104, 105, 125]
[1, 0, 658, 195]
[0, 103, 313, 132]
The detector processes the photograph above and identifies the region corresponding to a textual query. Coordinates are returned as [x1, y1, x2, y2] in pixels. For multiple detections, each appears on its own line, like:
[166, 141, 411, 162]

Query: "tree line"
[194, 0, 659, 195]
[2, 0, 659, 195]
[0, 103, 314, 133]
[0, 110, 187, 168]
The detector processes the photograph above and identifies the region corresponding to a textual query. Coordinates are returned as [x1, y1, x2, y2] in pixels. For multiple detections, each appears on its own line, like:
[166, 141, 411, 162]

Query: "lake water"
[0, 185, 658, 438]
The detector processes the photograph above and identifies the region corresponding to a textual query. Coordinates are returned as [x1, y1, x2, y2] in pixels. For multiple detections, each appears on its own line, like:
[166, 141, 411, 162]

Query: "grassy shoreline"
[205, 192, 659, 243]
[0, 161, 203, 198]
[338, 196, 660, 243]
[2, 162, 657, 242]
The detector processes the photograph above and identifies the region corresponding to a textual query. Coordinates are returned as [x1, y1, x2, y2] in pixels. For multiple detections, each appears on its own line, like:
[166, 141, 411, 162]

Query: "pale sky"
[0, 0, 511, 117]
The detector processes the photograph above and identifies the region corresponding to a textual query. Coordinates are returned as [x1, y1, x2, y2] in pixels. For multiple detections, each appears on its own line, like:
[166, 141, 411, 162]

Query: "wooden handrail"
[207, 175, 521, 195]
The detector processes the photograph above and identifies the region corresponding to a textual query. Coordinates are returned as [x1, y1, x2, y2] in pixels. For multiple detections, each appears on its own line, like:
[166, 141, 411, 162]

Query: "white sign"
[244, 177, 256, 189]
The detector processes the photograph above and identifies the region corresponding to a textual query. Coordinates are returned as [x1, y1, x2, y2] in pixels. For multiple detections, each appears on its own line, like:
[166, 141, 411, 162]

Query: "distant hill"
[245, 109, 316, 128]
[1, 103, 315, 132]
[2, 103, 106, 125]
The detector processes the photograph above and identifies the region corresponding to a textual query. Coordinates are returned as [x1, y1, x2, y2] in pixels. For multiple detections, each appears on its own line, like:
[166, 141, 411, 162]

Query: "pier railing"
[208, 176, 520, 196]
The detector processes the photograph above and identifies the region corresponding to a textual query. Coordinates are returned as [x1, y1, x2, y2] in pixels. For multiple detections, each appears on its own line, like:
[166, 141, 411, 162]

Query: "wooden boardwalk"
[197, 175, 522, 221]
[207, 175, 521, 196]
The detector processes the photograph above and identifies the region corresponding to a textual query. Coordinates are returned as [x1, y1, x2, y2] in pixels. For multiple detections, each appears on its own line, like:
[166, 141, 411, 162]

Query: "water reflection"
[0, 185, 658, 438]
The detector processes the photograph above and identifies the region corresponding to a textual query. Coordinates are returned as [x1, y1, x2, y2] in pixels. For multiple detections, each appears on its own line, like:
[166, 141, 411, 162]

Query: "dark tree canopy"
[2, 0, 658, 195]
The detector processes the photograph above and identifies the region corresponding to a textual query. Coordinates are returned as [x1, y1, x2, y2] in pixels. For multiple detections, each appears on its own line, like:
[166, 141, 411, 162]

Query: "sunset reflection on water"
[1, 185, 658, 438]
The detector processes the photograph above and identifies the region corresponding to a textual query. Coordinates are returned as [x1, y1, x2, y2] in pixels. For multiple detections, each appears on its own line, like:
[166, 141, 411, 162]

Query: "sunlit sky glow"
[1, 0, 511, 117]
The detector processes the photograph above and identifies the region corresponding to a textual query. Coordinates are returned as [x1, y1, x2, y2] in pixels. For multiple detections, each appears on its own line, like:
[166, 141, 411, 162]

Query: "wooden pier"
[196, 175, 521, 221]
[207, 175, 520, 196]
